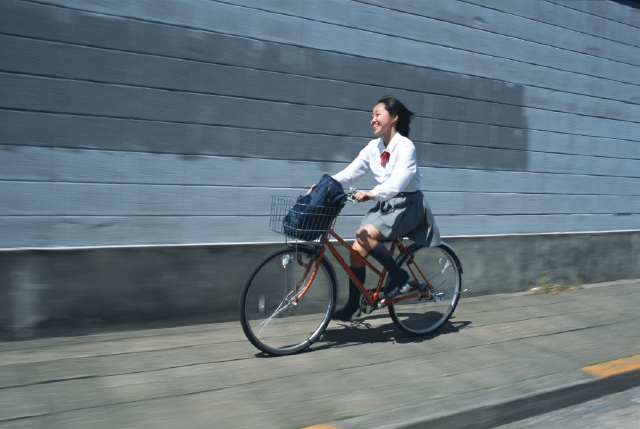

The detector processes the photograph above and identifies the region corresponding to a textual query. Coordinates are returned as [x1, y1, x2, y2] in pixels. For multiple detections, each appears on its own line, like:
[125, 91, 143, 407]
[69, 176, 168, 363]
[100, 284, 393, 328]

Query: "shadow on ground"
[313, 315, 472, 351]
[252, 316, 472, 357]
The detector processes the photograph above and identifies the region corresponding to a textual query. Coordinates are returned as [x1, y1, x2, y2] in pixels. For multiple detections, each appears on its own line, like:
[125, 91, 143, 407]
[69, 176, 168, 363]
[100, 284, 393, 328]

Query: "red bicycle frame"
[290, 227, 436, 308]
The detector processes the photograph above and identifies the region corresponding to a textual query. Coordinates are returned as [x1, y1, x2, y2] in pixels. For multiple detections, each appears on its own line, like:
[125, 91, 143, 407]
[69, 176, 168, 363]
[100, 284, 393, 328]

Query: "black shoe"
[331, 306, 361, 322]
[384, 269, 410, 301]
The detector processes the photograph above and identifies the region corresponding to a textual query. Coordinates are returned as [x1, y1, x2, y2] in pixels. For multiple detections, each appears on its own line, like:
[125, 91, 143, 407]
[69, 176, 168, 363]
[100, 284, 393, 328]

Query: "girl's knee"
[355, 225, 368, 236]
[355, 228, 368, 245]
[351, 237, 368, 259]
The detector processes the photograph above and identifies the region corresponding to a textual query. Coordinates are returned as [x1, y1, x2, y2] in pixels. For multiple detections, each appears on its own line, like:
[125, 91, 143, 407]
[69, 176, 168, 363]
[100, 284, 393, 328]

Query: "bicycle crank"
[359, 291, 376, 315]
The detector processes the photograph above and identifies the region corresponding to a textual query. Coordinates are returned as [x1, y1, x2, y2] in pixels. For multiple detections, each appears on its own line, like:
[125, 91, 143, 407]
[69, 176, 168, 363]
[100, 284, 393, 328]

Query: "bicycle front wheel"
[388, 244, 462, 336]
[239, 246, 337, 356]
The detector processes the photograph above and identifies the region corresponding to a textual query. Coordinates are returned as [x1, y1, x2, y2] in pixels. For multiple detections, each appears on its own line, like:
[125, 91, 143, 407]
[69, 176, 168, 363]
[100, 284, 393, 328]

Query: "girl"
[328, 96, 441, 321]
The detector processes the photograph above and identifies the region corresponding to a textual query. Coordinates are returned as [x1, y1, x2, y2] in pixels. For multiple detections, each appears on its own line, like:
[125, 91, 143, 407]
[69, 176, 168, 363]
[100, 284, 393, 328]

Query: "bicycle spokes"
[388, 244, 463, 336]
[255, 293, 298, 335]
[427, 258, 457, 291]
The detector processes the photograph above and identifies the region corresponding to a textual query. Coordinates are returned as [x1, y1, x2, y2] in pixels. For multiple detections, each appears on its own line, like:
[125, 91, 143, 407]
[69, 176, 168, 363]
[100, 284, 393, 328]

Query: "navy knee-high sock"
[344, 266, 366, 310]
[369, 243, 403, 281]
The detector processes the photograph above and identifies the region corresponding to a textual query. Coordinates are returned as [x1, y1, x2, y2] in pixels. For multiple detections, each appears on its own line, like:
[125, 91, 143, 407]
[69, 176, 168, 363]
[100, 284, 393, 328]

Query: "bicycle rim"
[240, 247, 336, 356]
[389, 244, 462, 336]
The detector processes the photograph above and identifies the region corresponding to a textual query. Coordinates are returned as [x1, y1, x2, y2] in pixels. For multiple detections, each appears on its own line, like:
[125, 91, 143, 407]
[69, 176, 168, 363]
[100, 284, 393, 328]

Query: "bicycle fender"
[438, 241, 463, 274]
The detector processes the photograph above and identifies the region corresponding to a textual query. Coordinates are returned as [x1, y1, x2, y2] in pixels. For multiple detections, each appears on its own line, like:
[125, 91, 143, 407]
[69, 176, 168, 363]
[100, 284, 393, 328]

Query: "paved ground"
[0, 280, 638, 429]
[495, 386, 640, 429]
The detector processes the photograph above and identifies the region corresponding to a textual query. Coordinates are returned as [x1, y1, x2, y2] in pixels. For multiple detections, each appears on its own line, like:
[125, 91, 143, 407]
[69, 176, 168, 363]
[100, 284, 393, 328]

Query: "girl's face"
[371, 103, 397, 136]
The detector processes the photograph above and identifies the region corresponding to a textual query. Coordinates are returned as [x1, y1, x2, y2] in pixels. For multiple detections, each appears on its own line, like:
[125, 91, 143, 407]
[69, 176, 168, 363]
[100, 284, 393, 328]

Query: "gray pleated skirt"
[361, 190, 441, 247]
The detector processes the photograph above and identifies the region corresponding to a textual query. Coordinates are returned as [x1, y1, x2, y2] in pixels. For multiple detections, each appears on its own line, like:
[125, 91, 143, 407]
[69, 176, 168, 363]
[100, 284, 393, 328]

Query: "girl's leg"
[333, 225, 409, 321]
[350, 224, 383, 266]
[332, 266, 366, 321]
[353, 224, 409, 298]
[333, 225, 384, 321]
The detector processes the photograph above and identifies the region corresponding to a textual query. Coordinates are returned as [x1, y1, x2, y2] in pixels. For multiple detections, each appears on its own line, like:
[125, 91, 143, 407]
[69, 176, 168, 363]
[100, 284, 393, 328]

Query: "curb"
[335, 367, 640, 429]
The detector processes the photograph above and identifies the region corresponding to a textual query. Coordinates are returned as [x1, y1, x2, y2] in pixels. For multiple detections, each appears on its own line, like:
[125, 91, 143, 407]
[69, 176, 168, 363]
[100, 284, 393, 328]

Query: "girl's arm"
[332, 147, 371, 188]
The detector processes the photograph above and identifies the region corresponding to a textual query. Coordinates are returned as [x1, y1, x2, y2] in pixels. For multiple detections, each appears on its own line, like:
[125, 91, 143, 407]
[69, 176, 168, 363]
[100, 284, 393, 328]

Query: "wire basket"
[269, 195, 343, 242]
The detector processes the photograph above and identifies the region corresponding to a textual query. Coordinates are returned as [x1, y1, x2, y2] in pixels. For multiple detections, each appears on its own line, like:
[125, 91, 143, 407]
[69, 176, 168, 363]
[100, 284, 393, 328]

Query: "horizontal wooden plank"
[0, 145, 374, 189]
[522, 86, 640, 126]
[1, 213, 638, 248]
[2, 181, 638, 217]
[523, 106, 640, 141]
[0, 214, 362, 248]
[0, 110, 365, 163]
[527, 130, 640, 160]
[547, 0, 640, 30]
[2, 146, 638, 195]
[425, 166, 640, 196]
[437, 213, 640, 236]
[526, 151, 640, 177]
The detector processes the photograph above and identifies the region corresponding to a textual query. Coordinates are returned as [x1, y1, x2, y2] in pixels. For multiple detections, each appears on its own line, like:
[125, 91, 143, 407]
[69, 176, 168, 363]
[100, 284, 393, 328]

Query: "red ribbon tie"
[380, 151, 390, 165]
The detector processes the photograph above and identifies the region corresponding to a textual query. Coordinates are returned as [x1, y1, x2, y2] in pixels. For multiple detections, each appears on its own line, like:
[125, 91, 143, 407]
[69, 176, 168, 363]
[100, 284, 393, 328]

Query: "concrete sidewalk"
[0, 280, 638, 428]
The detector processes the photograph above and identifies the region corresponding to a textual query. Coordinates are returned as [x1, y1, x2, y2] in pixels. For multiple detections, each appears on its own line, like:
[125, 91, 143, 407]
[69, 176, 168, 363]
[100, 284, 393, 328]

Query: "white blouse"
[333, 133, 421, 202]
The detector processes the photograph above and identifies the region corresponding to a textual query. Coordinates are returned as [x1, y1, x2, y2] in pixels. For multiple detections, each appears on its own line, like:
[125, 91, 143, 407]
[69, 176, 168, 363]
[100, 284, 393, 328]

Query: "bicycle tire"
[388, 243, 462, 336]
[239, 245, 337, 356]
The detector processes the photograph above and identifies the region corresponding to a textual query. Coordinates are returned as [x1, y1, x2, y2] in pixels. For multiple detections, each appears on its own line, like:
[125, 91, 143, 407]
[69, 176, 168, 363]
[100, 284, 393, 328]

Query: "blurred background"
[1, 0, 639, 335]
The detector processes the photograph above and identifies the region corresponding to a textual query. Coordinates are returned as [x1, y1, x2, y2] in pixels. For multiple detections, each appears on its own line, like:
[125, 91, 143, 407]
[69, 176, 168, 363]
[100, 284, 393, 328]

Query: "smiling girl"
[328, 95, 442, 321]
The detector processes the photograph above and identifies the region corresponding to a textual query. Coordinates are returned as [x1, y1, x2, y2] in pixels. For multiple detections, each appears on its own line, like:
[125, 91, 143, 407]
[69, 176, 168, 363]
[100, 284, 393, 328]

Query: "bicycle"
[239, 189, 465, 356]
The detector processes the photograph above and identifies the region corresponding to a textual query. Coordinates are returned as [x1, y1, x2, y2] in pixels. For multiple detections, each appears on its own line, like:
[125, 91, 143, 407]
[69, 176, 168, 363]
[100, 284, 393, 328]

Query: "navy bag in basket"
[283, 174, 347, 241]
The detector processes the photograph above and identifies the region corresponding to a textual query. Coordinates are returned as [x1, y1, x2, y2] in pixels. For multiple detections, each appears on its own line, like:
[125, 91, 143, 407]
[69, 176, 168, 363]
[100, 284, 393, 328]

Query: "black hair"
[377, 95, 414, 138]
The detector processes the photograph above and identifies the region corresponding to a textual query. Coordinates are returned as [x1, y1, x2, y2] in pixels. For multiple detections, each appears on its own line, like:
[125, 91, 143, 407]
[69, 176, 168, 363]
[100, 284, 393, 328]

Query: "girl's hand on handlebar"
[354, 190, 374, 202]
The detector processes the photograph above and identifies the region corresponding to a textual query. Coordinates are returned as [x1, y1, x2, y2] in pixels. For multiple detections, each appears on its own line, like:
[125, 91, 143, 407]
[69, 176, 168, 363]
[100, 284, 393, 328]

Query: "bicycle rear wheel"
[388, 243, 462, 336]
[239, 245, 337, 356]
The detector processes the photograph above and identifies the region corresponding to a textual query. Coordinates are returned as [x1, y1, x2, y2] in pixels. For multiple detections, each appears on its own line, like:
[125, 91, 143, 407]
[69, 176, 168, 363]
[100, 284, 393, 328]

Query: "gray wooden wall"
[1, 0, 639, 249]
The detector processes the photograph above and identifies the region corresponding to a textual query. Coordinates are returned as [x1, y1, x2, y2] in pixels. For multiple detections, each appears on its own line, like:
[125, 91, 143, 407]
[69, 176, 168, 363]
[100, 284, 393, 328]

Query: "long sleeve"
[332, 146, 370, 188]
